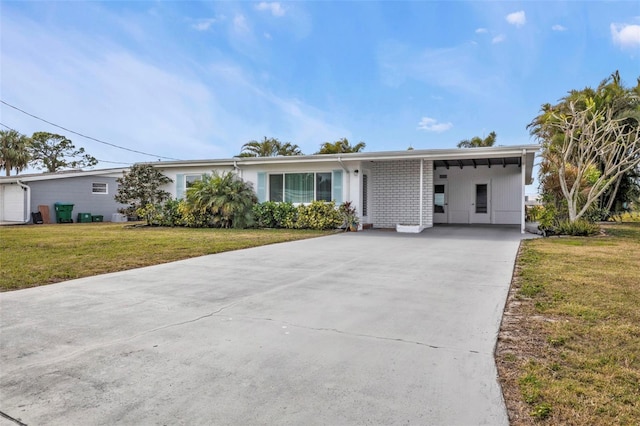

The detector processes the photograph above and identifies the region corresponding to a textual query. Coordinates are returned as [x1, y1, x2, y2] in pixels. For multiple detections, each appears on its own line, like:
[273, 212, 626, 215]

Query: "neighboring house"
[0, 145, 539, 232]
[152, 144, 539, 233]
[0, 168, 129, 224]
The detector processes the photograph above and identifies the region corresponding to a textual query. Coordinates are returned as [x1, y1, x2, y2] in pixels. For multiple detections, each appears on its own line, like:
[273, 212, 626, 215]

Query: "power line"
[1, 100, 182, 161]
[2, 121, 135, 167]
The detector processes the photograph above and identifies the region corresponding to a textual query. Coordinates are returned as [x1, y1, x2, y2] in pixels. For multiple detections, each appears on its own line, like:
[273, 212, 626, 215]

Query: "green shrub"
[555, 219, 600, 236]
[583, 206, 610, 222]
[295, 201, 342, 230]
[182, 171, 257, 228]
[253, 201, 297, 228]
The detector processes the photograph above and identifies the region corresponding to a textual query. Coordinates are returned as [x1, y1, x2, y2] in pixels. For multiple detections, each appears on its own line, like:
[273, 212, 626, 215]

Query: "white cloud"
[417, 117, 453, 132]
[492, 34, 506, 44]
[255, 2, 285, 17]
[611, 23, 640, 50]
[233, 14, 250, 33]
[475, 28, 488, 34]
[0, 11, 348, 164]
[552, 24, 567, 32]
[192, 18, 220, 31]
[506, 11, 526, 27]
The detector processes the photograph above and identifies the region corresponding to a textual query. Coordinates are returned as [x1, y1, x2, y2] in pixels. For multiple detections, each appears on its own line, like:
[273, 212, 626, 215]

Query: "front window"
[269, 172, 332, 203]
[185, 175, 202, 188]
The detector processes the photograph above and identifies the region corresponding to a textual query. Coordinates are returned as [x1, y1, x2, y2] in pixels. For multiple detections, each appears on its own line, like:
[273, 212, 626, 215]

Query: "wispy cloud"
[417, 117, 453, 132]
[233, 14, 250, 34]
[492, 34, 505, 44]
[255, 2, 286, 17]
[475, 28, 488, 34]
[611, 23, 640, 50]
[552, 24, 567, 32]
[506, 11, 526, 27]
[192, 17, 223, 31]
[378, 41, 502, 98]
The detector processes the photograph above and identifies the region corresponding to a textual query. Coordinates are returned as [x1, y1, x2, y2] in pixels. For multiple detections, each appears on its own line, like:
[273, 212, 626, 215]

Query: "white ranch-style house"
[0, 145, 539, 232]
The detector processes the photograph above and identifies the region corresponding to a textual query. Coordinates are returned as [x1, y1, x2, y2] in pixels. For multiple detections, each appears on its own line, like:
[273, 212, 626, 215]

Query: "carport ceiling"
[434, 157, 521, 169]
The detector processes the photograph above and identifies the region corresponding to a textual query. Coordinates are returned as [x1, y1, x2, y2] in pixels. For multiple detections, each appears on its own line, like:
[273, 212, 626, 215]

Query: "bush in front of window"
[253, 201, 297, 229]
[295, 201, 343, 230]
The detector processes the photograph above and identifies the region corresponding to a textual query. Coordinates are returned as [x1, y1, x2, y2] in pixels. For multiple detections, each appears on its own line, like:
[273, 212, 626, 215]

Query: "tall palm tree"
[186, 171, 257, 228]
[456, 131, 497, 148]
[238, 137, 302, 157]
[0, 129, 32, 176]
[316, 138, 366, 154]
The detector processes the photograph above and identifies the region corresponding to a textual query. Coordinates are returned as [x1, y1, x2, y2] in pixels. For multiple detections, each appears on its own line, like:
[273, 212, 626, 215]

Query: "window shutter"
[332, 170, 343, 204]
[257, 172, 266, 202]
[176, 174, 185, 199]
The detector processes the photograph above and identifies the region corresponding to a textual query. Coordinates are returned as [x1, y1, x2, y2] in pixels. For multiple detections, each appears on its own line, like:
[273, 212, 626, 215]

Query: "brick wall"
[370, 160, 433, 228]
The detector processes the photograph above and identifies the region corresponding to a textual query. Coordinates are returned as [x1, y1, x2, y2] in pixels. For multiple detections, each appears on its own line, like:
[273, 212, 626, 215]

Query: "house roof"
[0, 167, 128, 183]
[1, 145, 540, 184]
[147, 144, 539, 183]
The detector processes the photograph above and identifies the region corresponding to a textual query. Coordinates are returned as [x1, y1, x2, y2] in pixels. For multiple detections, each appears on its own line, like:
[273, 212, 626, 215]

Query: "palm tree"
[186, 171, 257, 228]
[456, 131, 497, 148]
[0, 129, 32, 176]
[316, 138, 366, 154]
[238, 137, 302, 157]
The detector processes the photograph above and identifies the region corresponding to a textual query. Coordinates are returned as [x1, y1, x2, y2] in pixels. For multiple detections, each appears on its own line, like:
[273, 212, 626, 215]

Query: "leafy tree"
[238, 137, 302, 157]
[185, 171, 257, 228]
[456, 131, 497, 148]
[29, 132, 98, 172]
[316, 138, 366, 154]
[115, 164, 173, 217]
[531, 101, 640, 222]
[529, 71, 640, 221]
[0, 129, 31, 176]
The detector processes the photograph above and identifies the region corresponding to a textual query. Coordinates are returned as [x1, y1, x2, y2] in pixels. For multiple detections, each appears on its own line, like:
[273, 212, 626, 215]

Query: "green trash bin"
[77, 212, 92, 223]
[91, 215, 103, 222]
[54, 202, 74, 223]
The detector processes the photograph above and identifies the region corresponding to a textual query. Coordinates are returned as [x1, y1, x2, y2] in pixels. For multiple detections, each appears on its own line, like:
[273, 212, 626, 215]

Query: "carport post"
[419, 158, 423, 227]
[521, 150, 526, 234]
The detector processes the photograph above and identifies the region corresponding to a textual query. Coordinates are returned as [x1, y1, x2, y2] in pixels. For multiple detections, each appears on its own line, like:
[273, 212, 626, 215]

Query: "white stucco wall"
[434, 164, 522, 224]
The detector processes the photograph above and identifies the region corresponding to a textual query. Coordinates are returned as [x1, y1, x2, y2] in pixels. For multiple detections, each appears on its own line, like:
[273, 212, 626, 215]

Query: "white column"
[521, 151, 526, 233]
[419, 159, 424, 227]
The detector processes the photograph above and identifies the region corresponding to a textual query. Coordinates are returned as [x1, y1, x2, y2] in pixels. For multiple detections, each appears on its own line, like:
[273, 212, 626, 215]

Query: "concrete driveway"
[1, 226, 528, 425]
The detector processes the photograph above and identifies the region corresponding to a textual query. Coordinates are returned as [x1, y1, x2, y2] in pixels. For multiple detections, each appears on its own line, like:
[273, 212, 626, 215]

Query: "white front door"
[433, 183, 448, 223]
[470, 182, 491, 224]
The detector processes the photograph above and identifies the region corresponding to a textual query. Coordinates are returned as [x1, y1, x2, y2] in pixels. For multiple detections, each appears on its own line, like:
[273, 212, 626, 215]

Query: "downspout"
[419, 158, 424, 228]
[233, 160, 242, 179]
[337, 157, 350, 202]
[17, 180, 31, 224]
[521, 149, 526, 234]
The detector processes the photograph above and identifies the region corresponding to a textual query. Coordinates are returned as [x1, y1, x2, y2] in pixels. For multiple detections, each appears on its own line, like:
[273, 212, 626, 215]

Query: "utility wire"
[2, 121, 136, 167]
[1, 100, 182, 161]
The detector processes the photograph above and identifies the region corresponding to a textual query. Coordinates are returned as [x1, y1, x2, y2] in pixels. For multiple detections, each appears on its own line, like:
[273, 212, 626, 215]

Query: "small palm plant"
[185, 171, 257, 228]
[339, 201, 359, 232]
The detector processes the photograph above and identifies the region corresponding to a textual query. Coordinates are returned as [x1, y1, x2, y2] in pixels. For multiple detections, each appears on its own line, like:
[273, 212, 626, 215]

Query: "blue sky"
[1, 1, 639, 170]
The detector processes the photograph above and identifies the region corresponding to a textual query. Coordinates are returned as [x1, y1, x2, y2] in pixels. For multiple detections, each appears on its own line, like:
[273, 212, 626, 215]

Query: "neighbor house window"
[269, 172, 332, 203]
[92, 183, 108, 194]
[185, 175, 202, 188]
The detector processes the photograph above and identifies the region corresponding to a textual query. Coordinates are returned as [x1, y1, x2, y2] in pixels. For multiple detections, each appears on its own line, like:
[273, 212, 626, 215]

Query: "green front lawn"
[497, 222, 640, 425]
[0, 223, 331, 291]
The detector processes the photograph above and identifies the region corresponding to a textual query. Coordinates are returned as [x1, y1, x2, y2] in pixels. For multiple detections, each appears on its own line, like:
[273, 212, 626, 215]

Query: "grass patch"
[497, 222, 640, 425]
[0, 223, 332, 291]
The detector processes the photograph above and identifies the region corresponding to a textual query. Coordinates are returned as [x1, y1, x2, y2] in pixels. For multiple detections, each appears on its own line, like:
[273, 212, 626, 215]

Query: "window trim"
[92, 182, 108, 195]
